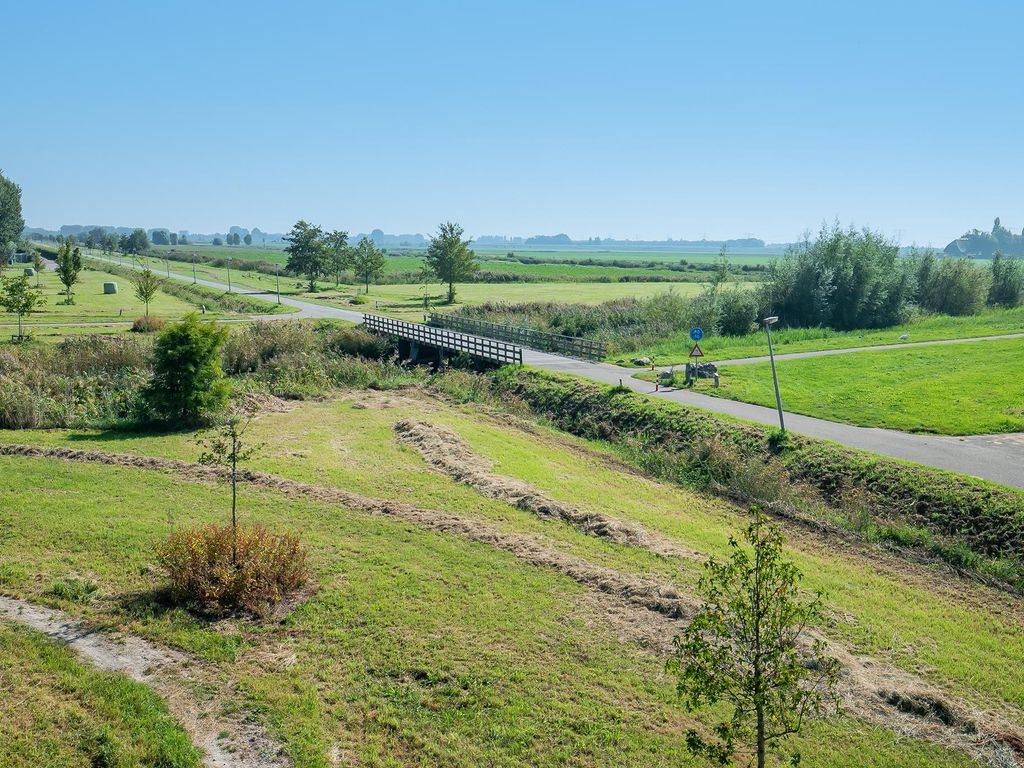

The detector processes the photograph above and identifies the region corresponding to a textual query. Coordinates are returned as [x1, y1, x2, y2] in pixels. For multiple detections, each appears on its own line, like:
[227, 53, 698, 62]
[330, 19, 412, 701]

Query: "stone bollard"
[103, 282, 118, 294]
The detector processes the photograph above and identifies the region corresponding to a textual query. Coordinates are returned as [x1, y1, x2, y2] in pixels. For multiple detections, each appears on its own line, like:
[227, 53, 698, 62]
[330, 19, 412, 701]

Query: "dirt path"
[0, 595, 287, 768]
[393, 418, 703, 561]
[3, 443, 1022, 765]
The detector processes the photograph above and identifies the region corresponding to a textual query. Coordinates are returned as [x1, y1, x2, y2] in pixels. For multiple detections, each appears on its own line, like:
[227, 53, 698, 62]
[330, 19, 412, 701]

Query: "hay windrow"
[392, 418, 702, 562]
[2, 442, 1022, 764]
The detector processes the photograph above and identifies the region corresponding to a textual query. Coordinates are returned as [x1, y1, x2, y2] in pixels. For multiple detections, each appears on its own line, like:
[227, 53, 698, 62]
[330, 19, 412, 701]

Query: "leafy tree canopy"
[425, 221, 478, 303]
[284, 220, 328, 291]
[0, 170, 24, 248]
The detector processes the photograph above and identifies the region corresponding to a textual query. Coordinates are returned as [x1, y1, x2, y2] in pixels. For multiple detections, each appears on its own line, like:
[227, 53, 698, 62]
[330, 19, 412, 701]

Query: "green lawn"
[1, 265, 211, 327]
[0, 447, 985, 767]
[0, 621, 199, 768]
[5, 394, 1022, 726]
[688, 337, 1024, 434]
[620, 305, 1024, 364]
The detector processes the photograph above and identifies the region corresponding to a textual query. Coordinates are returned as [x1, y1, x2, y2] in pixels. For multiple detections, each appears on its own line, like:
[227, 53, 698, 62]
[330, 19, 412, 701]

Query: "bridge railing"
[363, 314, 523, 365]
[427, 313, 606, 361]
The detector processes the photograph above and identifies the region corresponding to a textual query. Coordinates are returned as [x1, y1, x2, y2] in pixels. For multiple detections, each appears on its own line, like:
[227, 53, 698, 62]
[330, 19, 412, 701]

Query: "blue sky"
[4, 1, 1023, 244]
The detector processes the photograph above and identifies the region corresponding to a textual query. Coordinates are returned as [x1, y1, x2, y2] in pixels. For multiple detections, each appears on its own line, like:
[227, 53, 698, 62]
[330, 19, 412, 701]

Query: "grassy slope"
[1, 266, 208, 326]
[0, 450, 979, 768]
[4, 396, 1022, 722]
[0, 621, 199, 767]
[684, 337, 1024, 434]
[619, 305, 1024, 364]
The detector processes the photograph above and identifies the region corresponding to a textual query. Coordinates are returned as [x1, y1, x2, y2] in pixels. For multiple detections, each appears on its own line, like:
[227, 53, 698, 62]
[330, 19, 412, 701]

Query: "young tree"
[143, 313, 230, 424]
[131, 267, 162, 316]
[0, 274, 46, 339]
[668, 509, 840, 768]
[243, 233, 252, 246]
[103, 233, 118, 254]
[55, 240, 83, 304]
[425, 221, 478, 303]
[197, 400, 260, 564]
[0, 170, 25, 248]
[324, 229, 351, 286]
[284, 220, 328, 291]
[31, 250, 45, 287]
[352, 237, 385, 294]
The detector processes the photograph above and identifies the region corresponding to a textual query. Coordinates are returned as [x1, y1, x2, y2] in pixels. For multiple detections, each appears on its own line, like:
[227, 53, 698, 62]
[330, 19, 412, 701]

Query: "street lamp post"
[763, 316, 785, 433]
[276, 264, 281, 304]
[227, 257, 232, 293]
[192, 253, 197, 284]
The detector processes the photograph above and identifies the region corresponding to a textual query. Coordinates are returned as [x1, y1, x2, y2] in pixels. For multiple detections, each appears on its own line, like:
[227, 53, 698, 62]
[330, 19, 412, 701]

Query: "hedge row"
[491, 367, 1024, 562]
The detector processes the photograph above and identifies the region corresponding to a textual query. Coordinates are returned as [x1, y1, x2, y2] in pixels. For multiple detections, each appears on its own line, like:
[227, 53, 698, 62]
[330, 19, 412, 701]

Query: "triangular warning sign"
[688, 342, 704, 358]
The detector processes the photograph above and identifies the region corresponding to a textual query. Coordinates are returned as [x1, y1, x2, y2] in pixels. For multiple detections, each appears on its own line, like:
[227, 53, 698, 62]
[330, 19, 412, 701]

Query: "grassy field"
[0, 265, 212, 327]
[619, 305, 1024, 364]
[676, 337, 1024, 434]
[2, 390, 1021, 765]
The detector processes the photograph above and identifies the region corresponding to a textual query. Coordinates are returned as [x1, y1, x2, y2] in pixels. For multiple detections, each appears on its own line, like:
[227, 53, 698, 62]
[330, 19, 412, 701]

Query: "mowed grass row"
[0, 452, 980, 768]
[687, 337, 1024, 434]
[6, 394, 1023, 719]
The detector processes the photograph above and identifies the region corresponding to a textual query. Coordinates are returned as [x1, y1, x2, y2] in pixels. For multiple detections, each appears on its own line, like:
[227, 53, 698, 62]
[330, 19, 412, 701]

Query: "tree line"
[284, 220, 479, 301]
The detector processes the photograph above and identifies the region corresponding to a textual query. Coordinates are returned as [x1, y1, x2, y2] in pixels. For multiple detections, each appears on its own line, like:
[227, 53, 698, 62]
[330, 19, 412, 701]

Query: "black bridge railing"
[363, 314, 523, 365]
[427, 314, 606, 361]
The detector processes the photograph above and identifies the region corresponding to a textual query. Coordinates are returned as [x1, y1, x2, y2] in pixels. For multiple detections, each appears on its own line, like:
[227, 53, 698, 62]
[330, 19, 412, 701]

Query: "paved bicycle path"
[82, 255, 1024, 489]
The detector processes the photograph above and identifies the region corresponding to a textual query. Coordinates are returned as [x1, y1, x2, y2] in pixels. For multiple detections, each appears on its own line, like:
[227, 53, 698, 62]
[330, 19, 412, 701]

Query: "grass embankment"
[493, 367, 1024, 588]
[1, 393, 1012, 766]
[0, 621, 199, 767]
[619, 305, 1024, 364]
[690, 337, 1024, 435]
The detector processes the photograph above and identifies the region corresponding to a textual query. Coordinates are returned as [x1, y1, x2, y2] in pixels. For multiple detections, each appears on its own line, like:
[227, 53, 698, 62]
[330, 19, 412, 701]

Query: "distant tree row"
[212, 232, 252, 246]
[946, 217, 1024, 258]
[282, 220, 479, 300]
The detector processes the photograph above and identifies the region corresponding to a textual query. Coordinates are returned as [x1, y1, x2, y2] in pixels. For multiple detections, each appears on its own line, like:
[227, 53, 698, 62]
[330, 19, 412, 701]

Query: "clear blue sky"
[5, 1, 1023, 245]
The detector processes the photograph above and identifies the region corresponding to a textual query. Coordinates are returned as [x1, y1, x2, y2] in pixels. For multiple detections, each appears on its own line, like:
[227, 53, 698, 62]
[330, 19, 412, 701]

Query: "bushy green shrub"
[156, 524, 309, 617]
[916, 254, 990, 315]
[759, 224, 915, 330]
[988, 252, 1024, 307]
[144, 314, 229, 424]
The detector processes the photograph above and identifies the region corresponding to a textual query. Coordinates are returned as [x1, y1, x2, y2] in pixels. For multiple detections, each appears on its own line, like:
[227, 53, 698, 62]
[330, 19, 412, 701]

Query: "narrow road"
[87, 255, 1024, 490]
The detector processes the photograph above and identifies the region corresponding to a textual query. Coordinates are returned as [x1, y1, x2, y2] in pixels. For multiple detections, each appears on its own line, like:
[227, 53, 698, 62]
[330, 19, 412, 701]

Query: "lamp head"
[763, 316, 779, 326]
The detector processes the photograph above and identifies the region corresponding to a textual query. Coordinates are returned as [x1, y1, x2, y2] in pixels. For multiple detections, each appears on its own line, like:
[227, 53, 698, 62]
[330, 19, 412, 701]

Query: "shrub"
[916, 255, 990, 315]
[349, 294, 368, 305]
[156, 523, 309, 617]
[759, 224, 915, 330]
[45, 577, 99, 603]
[143, 314, 230, 424]
[988, 252, 1024, 307]
[131, 315, 166, 333]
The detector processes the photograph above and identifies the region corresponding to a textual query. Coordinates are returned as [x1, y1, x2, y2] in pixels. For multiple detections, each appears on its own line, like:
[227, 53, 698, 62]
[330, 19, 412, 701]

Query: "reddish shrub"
[156, 523, 309, 617]
[131, 315, 167, 333]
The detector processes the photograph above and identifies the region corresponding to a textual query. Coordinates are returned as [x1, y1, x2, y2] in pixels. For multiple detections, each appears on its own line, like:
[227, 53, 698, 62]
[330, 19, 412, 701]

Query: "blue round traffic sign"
[689, 327, 704, 342]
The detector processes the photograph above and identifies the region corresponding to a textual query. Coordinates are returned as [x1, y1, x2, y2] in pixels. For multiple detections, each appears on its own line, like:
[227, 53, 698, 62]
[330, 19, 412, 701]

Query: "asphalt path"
[81, 255, 1024, 489]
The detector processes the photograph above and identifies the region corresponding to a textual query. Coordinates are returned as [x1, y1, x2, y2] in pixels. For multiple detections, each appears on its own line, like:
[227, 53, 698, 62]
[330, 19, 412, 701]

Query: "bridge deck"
[363, 314, 523, 365]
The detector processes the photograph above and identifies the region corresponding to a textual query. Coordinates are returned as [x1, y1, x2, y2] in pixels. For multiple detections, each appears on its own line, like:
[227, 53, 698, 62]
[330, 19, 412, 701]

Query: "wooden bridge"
[362, 314, 523, 366]
[427, 313, 607, 361]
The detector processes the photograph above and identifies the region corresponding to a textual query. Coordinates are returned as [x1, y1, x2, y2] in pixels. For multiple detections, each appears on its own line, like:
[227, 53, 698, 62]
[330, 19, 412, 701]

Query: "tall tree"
[131, 267, 162, 316]
[0, 274, 46, 339]
[243, 233, 252, 246]
[425, 221, 478, 303]
[668, 509, 840, 768]
[31, 249, 45, 287]
[0, 170, 25, 248]
[324, 229, 351, 286]
[284, 220, 328, 291]
[352, 237, 386, 294]
[55, 240, 83, 304]
[125, 228, 150, 254]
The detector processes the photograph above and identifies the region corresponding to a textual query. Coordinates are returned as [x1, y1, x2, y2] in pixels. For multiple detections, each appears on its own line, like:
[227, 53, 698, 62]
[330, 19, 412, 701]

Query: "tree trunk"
[448, 281, 455, 304]
[756, 704, 765, 768]
[230, 449, 238, 566]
